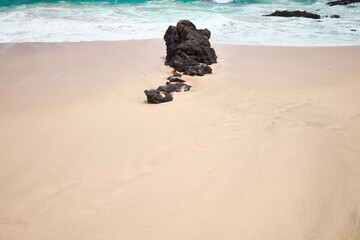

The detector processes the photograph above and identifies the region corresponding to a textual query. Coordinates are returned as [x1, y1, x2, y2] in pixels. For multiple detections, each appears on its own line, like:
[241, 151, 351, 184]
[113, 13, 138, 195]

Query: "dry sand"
[0, 39, 360, 240]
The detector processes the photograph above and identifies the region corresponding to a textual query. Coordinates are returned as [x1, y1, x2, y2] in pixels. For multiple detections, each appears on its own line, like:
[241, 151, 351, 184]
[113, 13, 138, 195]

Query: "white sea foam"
[212, 0, 233, 4]
[0, 0, 359, 45]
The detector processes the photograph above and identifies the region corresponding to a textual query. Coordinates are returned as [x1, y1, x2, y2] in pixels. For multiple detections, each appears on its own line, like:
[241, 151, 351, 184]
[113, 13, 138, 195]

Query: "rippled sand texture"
[0, 40, 360, 240]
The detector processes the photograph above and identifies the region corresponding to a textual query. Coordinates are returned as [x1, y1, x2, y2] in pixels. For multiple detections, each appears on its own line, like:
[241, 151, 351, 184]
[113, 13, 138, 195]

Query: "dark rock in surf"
[325, 14, 341, 18]
[144, 89, 173, 104]
[264, 10, 321, 19]
[164, 20, 217, 76]
[327, 0, 360, 6]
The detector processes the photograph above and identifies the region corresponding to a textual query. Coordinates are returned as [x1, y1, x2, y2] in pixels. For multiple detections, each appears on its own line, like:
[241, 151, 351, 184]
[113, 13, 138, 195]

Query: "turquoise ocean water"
[0, 0, 359, 45]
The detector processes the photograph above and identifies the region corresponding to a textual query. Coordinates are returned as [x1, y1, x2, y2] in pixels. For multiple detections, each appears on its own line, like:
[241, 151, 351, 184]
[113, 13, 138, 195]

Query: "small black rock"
[144, 89, 173, 104]
[331, 15, 340, 18]
[157, 83, 191, 93]
[173, 71, 182, 77]
[167, 76, 186, 82]
[351, 29, 357, 31]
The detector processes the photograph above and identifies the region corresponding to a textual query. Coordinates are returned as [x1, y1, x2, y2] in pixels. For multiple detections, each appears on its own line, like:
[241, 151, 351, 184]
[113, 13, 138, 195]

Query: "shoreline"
[2, 38, 360, 48]
[1, 39, 360, 240]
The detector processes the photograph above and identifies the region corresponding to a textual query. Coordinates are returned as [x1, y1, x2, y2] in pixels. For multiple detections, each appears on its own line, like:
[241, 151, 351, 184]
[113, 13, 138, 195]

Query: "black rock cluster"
[265, 0, 360, 20]
[145, 20, 217, 104]
[144, 70, 193, 104]
[144, 74, 192, 104]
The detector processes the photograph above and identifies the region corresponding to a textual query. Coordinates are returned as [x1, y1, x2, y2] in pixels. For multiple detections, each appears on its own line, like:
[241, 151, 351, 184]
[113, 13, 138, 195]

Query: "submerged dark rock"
[325, 14, 341, 18]
[167, 76, 186, 82]
[144, 89, 173, 104]
[157, 82, 191, 93]
[164, 20, 217, 76]
[327, 0, 360, 6]
[264, 10, 321, 19]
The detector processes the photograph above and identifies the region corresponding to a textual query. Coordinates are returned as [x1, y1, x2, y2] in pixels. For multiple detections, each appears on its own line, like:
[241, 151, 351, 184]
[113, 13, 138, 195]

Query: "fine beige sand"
[0, 39, 360, 240]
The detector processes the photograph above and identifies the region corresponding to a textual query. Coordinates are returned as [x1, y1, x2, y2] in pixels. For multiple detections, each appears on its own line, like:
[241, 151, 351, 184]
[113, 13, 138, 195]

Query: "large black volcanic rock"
[327, 0, 360, 6]
[164, 20, 217, 76]
[264, 10, 321, 19]
[144, 20, 216, 104]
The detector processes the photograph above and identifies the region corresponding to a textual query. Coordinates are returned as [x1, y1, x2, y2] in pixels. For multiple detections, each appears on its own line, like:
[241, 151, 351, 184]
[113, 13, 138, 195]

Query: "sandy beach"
[0, 39, 360, 239]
